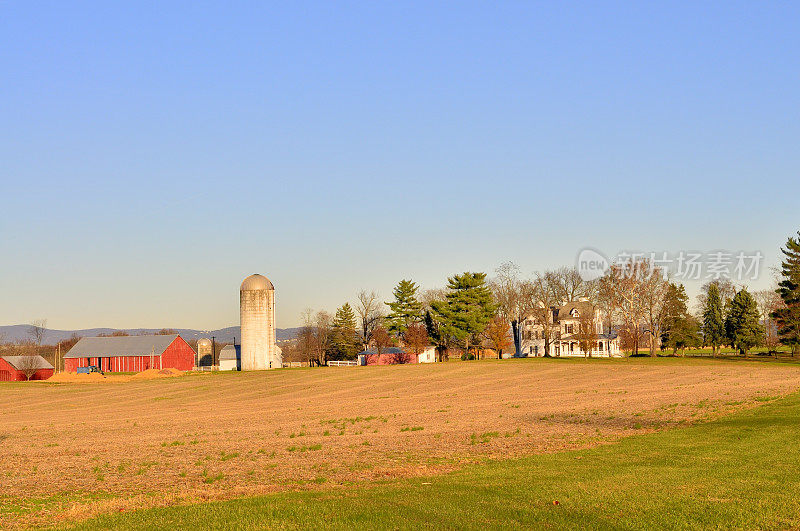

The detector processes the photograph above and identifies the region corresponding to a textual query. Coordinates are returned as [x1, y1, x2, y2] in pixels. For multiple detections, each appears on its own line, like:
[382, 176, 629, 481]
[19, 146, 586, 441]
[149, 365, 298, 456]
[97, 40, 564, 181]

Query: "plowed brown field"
[2, 357, 800, 528]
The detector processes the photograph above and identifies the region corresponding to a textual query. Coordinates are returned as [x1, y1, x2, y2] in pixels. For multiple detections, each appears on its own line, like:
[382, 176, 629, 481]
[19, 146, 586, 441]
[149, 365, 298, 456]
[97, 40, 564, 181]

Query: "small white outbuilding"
[219, 345, 240, 371]
[418, 346, 437, 363]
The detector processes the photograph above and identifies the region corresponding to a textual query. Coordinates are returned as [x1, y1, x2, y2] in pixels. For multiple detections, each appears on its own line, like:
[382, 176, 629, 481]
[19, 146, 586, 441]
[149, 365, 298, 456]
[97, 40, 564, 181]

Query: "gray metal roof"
[219, 344, 240, 361]
[361, 347, 404, 356]
[64, 335, 179, 359]
[1, 355, 54, 370]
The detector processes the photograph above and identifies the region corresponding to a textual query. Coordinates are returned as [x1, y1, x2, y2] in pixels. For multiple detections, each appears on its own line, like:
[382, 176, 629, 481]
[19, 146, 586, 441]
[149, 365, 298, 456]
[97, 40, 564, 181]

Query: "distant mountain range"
[0, 325, 300, 345]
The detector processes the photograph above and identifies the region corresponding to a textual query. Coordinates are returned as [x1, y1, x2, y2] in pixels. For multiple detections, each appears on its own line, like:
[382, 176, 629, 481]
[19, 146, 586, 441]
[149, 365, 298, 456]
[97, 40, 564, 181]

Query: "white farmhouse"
[520, 301, 621, 357]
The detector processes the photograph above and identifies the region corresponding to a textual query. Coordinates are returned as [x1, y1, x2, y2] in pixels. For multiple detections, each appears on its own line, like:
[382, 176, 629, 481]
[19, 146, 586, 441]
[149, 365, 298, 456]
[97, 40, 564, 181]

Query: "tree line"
[285, 229, 800, 363]
[286, 272, 505, 365]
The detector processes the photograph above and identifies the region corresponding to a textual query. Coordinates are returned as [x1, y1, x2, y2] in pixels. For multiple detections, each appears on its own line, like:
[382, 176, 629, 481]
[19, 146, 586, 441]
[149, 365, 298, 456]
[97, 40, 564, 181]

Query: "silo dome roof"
[241, 274, 274, 291]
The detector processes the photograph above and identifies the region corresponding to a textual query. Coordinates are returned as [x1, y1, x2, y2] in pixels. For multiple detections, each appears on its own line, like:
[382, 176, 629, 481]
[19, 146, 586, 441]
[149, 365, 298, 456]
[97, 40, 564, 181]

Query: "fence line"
[327, 360, 358, 367]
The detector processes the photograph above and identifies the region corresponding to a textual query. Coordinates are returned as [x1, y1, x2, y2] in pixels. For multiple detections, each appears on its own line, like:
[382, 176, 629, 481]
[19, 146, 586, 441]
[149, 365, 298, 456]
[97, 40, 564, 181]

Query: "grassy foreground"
[66, 391, 800, 530]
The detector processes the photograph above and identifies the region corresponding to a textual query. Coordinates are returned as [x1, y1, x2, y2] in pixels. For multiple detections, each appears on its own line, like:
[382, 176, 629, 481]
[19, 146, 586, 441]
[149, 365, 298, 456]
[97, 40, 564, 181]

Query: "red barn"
[362, 347, 420, 365]
[64, 335, 195, 373]
[0, 355, 54, 381]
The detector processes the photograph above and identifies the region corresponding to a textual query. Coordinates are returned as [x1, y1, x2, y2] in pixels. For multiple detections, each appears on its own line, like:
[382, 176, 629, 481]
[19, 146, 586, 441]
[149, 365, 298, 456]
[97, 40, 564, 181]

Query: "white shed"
[219, 345, 240, 371]
[418, 346, 437, 363]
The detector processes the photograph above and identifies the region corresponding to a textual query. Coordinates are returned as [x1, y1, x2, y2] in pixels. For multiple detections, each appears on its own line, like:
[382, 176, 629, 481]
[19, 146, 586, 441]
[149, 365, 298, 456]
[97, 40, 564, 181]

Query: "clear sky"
[2, 2, 798, 330]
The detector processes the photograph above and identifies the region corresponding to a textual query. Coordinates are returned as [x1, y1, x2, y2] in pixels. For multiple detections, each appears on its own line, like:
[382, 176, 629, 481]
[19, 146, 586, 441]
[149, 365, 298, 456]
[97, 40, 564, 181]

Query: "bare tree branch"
[355, 290, 385, 351]
[16, 354, 42, 381]
[28, 319, 47, 347]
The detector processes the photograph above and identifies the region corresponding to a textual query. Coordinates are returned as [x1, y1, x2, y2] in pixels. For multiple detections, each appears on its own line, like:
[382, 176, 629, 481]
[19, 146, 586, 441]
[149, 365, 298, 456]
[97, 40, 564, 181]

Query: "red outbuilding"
[362, 347, 420, 365]
[0, 355, 54, 381]
[64, 335, 195, 373]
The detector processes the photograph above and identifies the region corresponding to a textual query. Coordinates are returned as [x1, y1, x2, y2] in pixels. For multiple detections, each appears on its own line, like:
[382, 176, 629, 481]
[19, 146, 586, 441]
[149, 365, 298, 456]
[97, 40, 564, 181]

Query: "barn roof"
[362, 347, 405, 356]
[64, 335, 179, 359]
[1, 355, 54, 370]
[219, 344, 240, 360]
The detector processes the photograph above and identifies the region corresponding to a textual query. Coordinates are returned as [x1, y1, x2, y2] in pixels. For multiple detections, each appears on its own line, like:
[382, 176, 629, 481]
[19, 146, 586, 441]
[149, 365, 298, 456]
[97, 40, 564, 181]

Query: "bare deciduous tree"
[419, 288, 448, 312]
[28, 319, 47, 346]
[755, 288, 784, 350]
[492, 262, 535, 357]
[355, 290, 385, 351]
[528, 271, 563, 357]
[599, 261, 652, 356]
[296, 312, 317, 365]
[696, 279, 738, 313]
[595, 279, 617, 338]
[312, 311, 332, 366]
[552, 267, 592, 303]
[574, 306, 599, 358]
[641, 270, 671, 356]
[300, 308, 332, 366]
[16, 353, 42, 381]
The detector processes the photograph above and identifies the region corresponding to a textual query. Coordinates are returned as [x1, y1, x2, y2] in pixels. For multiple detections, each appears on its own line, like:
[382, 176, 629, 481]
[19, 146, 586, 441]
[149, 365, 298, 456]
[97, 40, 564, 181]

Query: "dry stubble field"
[2, 357, 800, 528]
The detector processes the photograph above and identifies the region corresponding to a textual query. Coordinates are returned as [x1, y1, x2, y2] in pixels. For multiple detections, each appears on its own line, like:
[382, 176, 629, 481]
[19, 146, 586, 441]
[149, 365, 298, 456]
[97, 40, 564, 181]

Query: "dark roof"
[554, 301, 596, 321]
[1, 355, 54, 370]
[361, 347, 404, 356]
[64, 335, 179, 359]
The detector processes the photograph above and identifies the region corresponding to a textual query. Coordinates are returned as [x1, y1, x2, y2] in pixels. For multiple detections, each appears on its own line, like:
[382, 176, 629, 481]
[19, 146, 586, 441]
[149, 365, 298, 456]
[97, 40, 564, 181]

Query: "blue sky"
[1, 2, 798, 329]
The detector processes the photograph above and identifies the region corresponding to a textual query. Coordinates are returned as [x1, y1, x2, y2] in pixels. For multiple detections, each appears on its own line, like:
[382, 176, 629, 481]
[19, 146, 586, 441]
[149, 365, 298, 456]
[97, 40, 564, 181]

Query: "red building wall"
[64, 337, 196, 373]
[366, 352, 419, 365]
[161, 337, 195, 371]
[0, 358, 54, 381]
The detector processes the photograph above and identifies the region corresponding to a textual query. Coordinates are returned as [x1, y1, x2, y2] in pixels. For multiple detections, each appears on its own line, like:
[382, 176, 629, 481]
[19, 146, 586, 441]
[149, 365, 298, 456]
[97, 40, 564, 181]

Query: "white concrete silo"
[239, 274, 277, 370]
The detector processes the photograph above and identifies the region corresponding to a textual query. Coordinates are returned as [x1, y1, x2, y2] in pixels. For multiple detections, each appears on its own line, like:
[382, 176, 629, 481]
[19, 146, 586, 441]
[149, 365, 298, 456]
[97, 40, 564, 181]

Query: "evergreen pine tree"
[724, 289, 764, 357]
[702, 283, 726, 356]
[661, 283, 701, 355]
[385, 280, 423, 337]
[430, 272, 496, 359]
[664, 315, 702, 355]
[424, 310, 452, 362]
[774, 232, 800, 356]
[662, 283, 689, 334]
[330, 303, 359, 360]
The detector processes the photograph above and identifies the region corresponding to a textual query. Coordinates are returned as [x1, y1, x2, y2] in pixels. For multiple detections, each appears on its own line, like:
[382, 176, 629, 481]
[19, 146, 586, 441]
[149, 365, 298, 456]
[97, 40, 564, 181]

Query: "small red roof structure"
[0, 355, 54, 381]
